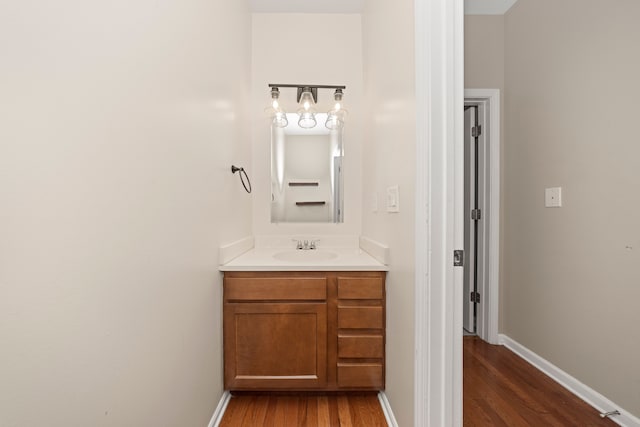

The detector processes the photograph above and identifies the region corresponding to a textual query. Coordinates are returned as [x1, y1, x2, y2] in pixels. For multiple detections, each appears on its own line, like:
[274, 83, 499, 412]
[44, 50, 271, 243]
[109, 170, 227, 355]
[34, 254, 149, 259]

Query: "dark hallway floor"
[464, 336, 617, 426]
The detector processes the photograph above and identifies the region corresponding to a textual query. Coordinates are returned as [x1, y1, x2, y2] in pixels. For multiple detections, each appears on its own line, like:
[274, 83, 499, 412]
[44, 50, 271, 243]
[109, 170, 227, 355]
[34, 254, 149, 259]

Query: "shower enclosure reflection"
[271, 113, 344, 223]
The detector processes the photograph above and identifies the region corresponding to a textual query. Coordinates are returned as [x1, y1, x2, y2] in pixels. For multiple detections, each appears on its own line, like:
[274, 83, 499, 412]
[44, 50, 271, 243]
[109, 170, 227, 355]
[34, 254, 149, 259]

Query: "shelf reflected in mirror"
[271, 113, 344, 223]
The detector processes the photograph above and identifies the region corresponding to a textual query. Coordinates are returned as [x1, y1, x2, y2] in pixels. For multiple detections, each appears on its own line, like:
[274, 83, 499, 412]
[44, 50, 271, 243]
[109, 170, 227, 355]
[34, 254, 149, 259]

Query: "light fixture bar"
[268, 84, 346, 90]
[268, 84, 347, 104]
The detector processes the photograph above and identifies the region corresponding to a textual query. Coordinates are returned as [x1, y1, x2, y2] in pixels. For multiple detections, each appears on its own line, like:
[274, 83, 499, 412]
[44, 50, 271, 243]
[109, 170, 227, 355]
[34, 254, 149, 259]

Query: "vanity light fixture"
[265, 87, 288, 128]
[267, 84, 347, 129]
[297, 87, 317, 129]
[325, 88, 348, 130]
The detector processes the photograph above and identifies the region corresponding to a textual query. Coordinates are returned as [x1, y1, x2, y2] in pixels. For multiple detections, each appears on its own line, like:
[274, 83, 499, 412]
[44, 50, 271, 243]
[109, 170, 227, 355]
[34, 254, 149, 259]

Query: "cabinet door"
[224, 302, 327, 390]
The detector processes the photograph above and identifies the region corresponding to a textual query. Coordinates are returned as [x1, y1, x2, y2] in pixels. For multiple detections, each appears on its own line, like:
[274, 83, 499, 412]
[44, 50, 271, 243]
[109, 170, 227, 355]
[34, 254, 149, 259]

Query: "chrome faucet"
[293, 239, 319, 250]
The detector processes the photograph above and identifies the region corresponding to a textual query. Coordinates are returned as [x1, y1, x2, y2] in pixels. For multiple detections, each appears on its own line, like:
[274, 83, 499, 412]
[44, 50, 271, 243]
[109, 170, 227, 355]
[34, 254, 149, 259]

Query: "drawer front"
[338, 335, 384, 359]
[337, 363, 384, 388]
[225, 277, 327, 301]
[337, 277, 383, 300]
[338, 306, 383, 329]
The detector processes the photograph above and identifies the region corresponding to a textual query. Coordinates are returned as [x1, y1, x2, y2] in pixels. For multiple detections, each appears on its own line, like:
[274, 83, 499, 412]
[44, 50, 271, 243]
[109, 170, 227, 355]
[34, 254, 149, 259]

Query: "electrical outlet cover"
[545, 187, 562, 207]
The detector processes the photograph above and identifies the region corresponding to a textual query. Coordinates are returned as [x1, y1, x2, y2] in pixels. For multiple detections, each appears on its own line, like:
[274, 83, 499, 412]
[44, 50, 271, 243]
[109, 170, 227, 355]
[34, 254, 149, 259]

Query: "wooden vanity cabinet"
[223, 271, 386, 391]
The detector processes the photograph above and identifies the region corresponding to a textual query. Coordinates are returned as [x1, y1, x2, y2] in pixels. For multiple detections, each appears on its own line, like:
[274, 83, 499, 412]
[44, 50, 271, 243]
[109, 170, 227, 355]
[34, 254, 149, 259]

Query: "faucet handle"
[292, 239, 303, 250]
[309, 239, 320, 250]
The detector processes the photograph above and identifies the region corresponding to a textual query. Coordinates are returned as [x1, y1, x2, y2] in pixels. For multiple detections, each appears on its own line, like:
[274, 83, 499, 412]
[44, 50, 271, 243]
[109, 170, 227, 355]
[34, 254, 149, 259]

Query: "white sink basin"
[272, 250, 339, 263]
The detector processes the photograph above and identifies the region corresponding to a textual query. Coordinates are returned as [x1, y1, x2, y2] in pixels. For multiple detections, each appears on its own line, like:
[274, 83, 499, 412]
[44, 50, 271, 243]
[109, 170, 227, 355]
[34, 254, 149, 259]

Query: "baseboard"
[207, 391, 231, 427]
[499, 334, 640, 427]
[378, 392, 399, 427]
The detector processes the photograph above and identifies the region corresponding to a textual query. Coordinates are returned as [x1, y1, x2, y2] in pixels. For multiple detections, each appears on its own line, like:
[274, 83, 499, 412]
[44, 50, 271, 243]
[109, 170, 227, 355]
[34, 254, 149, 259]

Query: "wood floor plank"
[219, 394, 251, 427]
[317, 395, 331, 427]
[239, 395, 268, 426]
[300, 395, 315, 426]
[261, 396, 277, 427]
[271, 395, 286, 427]
[328, 395, 340, 426]
[337, 395, 353, 426]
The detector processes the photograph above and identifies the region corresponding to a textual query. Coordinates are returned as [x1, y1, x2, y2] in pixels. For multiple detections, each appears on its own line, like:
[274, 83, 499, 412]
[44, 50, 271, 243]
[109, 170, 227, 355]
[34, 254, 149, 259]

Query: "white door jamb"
[464, 89, 501, 345]
[414, 0, 464, 425]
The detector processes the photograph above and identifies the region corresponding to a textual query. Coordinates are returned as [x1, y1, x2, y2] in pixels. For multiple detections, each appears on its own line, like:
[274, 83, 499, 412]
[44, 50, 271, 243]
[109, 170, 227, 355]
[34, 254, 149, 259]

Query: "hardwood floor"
[219, 392, 387, 426]
[464, 336, 617, 426]
[221, 338, 616, 426]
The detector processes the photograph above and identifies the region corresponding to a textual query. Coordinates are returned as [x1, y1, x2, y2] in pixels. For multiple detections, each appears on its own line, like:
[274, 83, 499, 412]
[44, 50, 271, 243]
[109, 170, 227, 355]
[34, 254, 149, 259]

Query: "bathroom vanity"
[222, 270, 385, 391]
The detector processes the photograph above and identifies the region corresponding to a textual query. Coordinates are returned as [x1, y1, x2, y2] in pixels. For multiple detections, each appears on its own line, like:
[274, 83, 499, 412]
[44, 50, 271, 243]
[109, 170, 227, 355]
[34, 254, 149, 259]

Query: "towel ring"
[231, 165, 252, 194]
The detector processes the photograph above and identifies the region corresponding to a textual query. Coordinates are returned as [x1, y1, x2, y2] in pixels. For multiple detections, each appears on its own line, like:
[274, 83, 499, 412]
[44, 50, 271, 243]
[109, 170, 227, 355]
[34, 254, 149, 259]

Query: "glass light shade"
[298, 110, 317, 128]
[298, 89, 316, 113]
[325, 112, 345, 130]
[265, 88, 288, 128]
[325, 91, 348, 130]
[273, 111, 288, 127]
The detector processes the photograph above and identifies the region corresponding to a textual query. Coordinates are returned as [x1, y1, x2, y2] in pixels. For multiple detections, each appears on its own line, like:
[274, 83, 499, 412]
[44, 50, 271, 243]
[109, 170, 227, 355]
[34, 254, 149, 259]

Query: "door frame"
[414, 0, 464, 425]
[464, 89, 501, 345]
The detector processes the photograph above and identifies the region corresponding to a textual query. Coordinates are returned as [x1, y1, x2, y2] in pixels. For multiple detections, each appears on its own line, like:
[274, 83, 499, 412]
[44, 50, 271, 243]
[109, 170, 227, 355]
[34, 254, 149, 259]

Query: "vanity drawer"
[338, 306, 383, 329]
[337, 277, 383, 300]
[225, 277, 327, 301]
[338, 334, 384, 358]
[337, 363, 384, 388]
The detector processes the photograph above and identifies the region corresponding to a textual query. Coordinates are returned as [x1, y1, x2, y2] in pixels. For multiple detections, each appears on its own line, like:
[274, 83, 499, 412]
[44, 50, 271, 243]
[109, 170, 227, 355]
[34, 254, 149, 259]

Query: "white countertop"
[219, 247, 388, 272]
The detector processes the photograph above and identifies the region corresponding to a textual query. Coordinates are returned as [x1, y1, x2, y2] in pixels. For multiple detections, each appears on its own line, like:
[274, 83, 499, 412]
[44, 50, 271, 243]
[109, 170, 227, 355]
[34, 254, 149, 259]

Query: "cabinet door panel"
[224, 303, 327, 389]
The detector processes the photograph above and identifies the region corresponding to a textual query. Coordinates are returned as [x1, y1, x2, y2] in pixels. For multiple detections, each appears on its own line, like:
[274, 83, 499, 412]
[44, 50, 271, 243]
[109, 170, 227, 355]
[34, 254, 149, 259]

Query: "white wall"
[503, 0, 640, 417]
[0, 1, 251, 425]
[361, 1, 416, 425]
[251, 14, 363, 236]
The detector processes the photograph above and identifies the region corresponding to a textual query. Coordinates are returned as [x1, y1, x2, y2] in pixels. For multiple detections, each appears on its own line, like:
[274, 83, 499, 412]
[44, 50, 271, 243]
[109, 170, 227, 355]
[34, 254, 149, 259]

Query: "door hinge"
[471, 125, 482, 138]
[471, 209, 481, 220]
[454, 250, 464, 267]
[470, 291, 481, 303]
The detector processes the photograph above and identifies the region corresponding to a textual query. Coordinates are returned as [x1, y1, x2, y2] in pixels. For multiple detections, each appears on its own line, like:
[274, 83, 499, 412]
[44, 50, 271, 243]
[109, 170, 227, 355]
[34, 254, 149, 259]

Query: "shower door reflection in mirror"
[271, 113, 344, 223]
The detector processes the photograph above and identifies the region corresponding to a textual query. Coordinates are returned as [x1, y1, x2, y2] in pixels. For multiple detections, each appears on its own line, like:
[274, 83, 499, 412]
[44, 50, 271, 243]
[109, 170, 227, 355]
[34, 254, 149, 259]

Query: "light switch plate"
[387, 186, 400, 213]
[545, 187, 562, 207]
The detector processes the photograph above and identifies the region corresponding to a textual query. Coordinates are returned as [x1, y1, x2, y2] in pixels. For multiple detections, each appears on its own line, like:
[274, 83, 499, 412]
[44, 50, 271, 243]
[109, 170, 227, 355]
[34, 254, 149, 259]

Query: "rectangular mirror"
[271, 113, 344, 223]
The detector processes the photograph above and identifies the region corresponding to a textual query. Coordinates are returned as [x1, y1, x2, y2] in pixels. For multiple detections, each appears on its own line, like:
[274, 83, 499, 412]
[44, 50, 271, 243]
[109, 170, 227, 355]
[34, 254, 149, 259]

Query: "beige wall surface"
[251, 14, 363, 236]
[464, 15, 507, 330]
[362, 1, 416, 425]
[465, 15, 505, 90]
[0, 1, 251, 425]
[504, 0, 640, 416]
